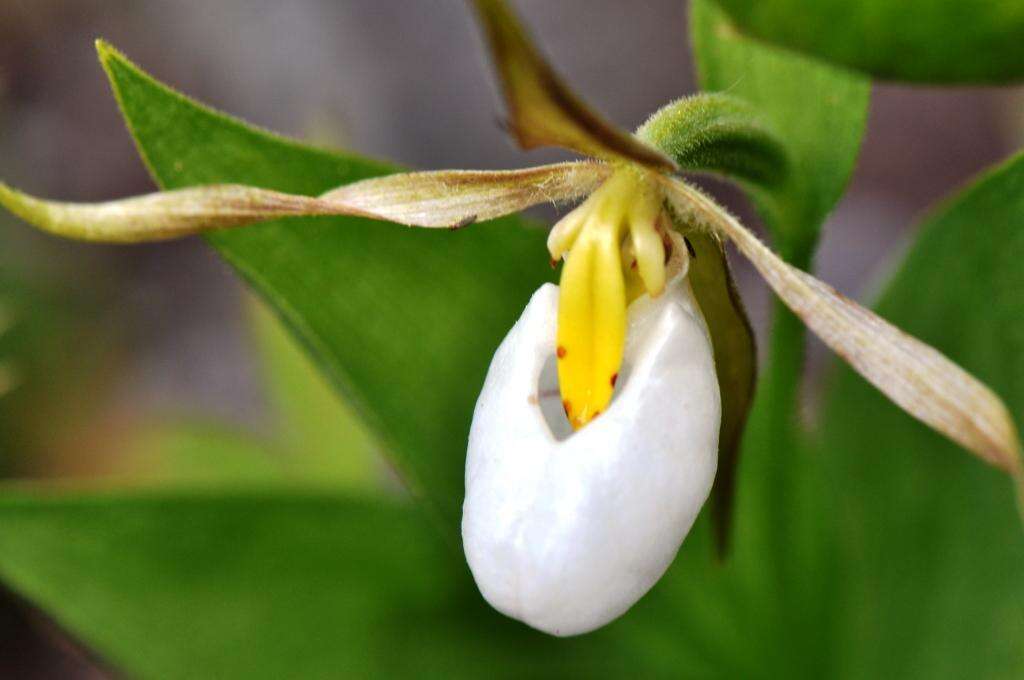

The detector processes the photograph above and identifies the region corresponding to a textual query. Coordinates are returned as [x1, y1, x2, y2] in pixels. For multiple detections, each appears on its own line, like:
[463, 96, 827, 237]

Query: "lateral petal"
[0, 162, 608, 242]
[664, 176, 1022, 475]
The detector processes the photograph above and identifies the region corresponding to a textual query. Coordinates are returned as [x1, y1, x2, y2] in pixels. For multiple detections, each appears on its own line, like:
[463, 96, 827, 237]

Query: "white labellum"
[462, 272, 721, 636]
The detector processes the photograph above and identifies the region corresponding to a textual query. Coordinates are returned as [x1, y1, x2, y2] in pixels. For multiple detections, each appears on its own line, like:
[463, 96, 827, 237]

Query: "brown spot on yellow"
[610, 373, 618, 387]
[556, 345, 567, 359]
[549, 258, 558, 269]
[562, 400, 572, 416]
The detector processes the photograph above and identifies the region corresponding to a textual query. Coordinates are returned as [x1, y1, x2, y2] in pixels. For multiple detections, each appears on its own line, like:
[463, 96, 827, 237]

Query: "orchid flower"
[0, 0, 1020, 637]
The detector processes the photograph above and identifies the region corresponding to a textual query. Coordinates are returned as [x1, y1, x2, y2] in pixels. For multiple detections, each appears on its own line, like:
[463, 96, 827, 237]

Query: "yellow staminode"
[550, 168, 666, 429]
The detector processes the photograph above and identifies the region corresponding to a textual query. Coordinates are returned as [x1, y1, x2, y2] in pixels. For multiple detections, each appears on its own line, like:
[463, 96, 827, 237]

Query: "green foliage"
[123, 423, 285, 485]
[0, 271, 114, 472]
[120, 300, 388, 490]
[691, 0, 870, 260]
[98, 41, 553, 535]
[819, 151, 1024, 679]
[0, 489, 630, 679]
[0, 482, 807, 678]
[246, 297, 383, 489]
[711, 0, 1024, 83]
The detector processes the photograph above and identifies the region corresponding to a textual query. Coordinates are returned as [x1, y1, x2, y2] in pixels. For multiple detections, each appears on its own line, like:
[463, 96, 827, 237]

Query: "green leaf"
[691, 0, 870, 260]
[0, 489, 631, 679]
[121, 422, 286, 486]
[109, 296, 391, 492]
[711, 0, 1024, 84]
[96, 41, 553, 535]
[819, 151, 1024, 678]
[246, 296, 383, 490]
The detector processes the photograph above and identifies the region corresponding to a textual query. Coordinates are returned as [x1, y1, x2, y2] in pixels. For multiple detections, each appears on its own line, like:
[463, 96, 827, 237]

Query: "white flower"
[462, 266, 720, 636]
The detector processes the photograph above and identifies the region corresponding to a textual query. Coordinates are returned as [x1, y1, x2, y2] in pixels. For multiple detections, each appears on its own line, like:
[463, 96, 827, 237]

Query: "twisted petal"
[664, 176, 1022, 474]
[0, 162, 609, 243]
[320, 162, 608, 227]
[469, 0, 676, 171]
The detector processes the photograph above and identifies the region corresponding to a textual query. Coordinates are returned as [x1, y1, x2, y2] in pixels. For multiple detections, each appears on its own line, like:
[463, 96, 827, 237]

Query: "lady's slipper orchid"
[0, 0, 1019, 637]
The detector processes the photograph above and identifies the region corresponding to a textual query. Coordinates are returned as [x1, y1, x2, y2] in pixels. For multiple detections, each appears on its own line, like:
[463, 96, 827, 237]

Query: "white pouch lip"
[462, 269, 720, 637]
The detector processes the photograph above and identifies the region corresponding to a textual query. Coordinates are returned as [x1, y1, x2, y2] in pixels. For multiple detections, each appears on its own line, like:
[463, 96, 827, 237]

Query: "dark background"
[0, 1, 1021, 675]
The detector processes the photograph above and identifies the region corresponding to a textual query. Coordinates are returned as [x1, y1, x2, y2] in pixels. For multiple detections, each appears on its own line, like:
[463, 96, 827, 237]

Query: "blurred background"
[0, 0, 1022, 675]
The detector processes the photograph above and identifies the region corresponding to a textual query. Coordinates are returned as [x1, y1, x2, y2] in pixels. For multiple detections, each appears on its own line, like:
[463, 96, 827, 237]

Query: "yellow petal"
[556, 220, 627, 429]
